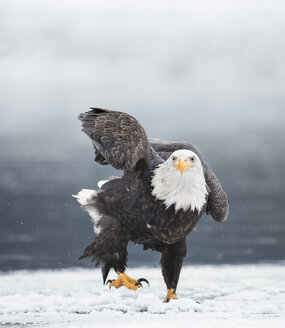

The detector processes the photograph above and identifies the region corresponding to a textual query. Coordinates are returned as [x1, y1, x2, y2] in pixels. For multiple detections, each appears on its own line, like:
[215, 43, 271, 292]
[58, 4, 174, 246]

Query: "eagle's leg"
[107, 272, 149, 290]
[98, 222, 149, 290]
[160, 239, 186, 302]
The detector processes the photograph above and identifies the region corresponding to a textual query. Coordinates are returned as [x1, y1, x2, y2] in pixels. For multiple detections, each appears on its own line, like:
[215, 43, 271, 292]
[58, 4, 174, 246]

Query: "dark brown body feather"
[77, 108, 229, 290]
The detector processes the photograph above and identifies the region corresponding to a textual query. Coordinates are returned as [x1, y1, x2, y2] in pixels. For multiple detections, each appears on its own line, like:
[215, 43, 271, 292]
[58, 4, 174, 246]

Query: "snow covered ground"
[0, 264, 284, 328]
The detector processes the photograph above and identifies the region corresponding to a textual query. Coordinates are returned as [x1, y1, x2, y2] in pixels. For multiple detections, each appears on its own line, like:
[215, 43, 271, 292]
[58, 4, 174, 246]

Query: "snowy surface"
[0, 264, 284, 328]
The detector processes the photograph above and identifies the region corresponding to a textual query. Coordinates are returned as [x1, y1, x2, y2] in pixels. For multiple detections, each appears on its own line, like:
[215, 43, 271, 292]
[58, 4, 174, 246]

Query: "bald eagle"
[73, 108, 229, 302]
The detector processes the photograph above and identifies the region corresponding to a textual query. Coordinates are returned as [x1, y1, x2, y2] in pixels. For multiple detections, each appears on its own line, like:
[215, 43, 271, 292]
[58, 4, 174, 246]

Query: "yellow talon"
[107, 272, 142, 290]
[163, 288, 178, 302]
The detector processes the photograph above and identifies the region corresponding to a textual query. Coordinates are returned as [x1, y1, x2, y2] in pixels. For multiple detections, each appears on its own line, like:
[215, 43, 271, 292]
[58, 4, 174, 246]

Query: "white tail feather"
[72, 189, 97, 206]
[72, 189, 101, 233]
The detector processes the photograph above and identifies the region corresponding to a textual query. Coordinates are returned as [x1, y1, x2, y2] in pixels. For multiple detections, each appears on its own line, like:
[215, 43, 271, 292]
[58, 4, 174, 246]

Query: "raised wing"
[79, 108, 150, 170]
[149, 139, 229, 222]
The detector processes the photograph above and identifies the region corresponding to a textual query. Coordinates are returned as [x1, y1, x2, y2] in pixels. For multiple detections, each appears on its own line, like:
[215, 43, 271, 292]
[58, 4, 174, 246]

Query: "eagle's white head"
[151, 149, 208, 213]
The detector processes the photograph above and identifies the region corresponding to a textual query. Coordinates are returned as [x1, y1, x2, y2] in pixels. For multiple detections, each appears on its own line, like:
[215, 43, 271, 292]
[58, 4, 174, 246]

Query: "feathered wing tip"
[79, 227, 129, 285]
[79, 242, 117, 285]
[78, 107, 110, 120]
[78, 240, 97, 261]
[77, 107, 151, 170]
[102, 264, 111, 285]
[79, 241, 111, 284]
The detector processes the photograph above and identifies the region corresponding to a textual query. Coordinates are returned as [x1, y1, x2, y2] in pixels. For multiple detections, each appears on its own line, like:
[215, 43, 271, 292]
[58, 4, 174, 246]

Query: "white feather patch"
[86, 207, 102, 234]
[97, 176, 120, 189]
[72, 189, 97, 205]
[97, 180, 109, 189]
[72, 189, 102, 233]
[151, 150, 208, 213]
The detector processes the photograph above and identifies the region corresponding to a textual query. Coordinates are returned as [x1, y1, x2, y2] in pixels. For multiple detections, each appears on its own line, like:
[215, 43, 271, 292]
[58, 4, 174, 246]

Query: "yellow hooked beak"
[173, 156, 194, 175]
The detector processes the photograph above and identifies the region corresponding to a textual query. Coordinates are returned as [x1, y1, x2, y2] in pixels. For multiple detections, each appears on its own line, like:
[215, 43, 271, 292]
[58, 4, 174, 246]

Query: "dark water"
[1, 125, 284, 271]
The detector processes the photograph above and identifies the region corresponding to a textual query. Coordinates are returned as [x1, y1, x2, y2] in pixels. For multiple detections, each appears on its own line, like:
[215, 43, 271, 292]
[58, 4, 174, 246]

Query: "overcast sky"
[0, 0, 284, 143]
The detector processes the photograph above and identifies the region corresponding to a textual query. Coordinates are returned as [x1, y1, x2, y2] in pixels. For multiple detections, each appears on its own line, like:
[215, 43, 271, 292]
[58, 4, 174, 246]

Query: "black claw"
[135, 282, 142, 287]
[106, 279, 115, 289]
[137, 278, 150, 287]
[166, 298, 170, 303]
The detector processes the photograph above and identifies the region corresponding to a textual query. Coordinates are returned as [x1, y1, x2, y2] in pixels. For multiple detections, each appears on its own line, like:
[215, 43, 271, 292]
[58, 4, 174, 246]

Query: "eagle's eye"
[190, 156, 195, 162]
[172, 156, 177, 161]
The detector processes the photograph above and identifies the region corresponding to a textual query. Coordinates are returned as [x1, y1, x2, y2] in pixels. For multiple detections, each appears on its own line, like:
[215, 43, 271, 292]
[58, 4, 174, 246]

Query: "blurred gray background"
[0, 0, 284, 270]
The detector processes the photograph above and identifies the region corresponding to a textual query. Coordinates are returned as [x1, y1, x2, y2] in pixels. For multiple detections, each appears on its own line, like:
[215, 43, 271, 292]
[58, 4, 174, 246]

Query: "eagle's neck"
[151, 163, 208, 213]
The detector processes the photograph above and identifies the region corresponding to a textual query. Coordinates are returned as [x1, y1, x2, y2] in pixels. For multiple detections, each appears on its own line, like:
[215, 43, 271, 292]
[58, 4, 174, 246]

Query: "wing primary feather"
[78, 107, 151, 170]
